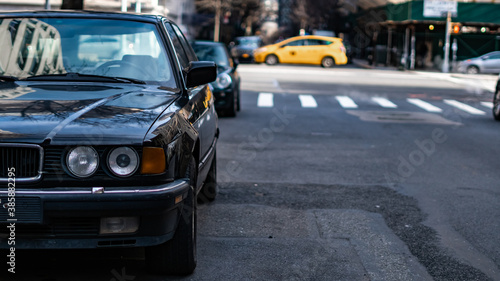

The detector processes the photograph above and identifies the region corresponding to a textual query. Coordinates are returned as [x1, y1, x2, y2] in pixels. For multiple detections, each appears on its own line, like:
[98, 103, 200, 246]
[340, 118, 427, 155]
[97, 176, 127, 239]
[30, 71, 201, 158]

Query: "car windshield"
[192, 43, 229, 68]
[0, 17, 175, 87]
[236, 37, 261, 48]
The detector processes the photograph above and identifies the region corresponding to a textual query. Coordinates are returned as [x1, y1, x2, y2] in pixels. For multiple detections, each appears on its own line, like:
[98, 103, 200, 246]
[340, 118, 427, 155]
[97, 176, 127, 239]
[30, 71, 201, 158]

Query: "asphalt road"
[2, 64, 499, 281]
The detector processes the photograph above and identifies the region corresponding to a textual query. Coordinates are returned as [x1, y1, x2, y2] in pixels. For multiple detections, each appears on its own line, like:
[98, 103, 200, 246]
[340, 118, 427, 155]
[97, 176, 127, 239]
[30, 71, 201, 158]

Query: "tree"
[292, 0, 342, 34]
[195, 0, 262, 42]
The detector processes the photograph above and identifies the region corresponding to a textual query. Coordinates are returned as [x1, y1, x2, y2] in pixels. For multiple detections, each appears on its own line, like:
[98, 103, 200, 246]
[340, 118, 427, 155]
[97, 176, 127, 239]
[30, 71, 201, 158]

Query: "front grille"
[0, 144, 43, 182]
[0, 217, 100, 237]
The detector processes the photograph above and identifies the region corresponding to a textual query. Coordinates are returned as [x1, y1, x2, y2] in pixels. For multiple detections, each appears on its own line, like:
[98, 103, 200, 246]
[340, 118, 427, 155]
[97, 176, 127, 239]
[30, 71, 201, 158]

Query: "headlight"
[66, 146, 99, 178]
[107, 147, 139, 177]
[214, 73, 232, 89]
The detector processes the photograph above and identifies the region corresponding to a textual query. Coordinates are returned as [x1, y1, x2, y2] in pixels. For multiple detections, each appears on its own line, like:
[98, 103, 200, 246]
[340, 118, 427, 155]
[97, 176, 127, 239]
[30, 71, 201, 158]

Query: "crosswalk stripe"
[298, 95, 318, 108]
[481, 101, 493, 109]
[255, 94, 490, 117]
[336, 96, 358, 108]
[372, 97, 397, 108]
[257, 92, 274, 107]
[407, 98, 443, 112]
[444, 99, 486, 115]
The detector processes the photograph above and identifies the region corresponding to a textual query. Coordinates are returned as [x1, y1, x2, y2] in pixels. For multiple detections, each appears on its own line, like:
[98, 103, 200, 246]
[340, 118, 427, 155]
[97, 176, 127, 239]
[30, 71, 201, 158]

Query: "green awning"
[386, 1, 500, 25]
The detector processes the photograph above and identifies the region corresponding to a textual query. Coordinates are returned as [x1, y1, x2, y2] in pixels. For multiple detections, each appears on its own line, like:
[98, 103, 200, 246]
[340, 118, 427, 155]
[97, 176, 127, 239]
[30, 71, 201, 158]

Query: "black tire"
[493, 84, 500, 121]
[224, 92, 237, 117]
[466, 66, 479, 74]
[146, 156, 197, 275]
[237, 89, 241, 112]
[265, 54, 278, 65]
[198, 151, 217, 203]
[321, 56, 335, 68]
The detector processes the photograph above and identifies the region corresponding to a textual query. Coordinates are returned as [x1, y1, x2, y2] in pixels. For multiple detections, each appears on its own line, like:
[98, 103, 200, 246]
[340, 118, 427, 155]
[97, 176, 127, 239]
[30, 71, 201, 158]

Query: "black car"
[493, 74, 500, 120]
[192, 41, 241, 117]
[230, 35, 262, 63]
[0, 11, 218, 275]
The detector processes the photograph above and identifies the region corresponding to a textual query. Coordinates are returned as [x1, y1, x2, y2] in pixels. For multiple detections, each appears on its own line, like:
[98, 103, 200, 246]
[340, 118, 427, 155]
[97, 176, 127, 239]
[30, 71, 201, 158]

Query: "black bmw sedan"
[192, 41, 241, 117]
[0, 11, 218, 275]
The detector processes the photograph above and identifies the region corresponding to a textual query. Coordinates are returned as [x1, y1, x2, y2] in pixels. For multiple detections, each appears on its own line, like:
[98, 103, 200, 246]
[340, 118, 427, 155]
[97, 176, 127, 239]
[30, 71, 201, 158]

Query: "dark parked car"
[192, 41, 241, 117]
[493, 74, 500, 120]
[0, 11, 219, 275]
[230, 35, 262, 63]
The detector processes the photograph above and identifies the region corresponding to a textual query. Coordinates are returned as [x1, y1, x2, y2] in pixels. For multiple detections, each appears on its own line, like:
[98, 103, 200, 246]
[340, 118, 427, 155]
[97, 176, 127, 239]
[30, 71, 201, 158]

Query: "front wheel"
[466, 66, 479, 74]
[321, 57, 335, 68]
[265, 54, 279, 65]
[493, 85, 500, 121]
[146, 156, 197, 275]
[222, 91, 237, 117]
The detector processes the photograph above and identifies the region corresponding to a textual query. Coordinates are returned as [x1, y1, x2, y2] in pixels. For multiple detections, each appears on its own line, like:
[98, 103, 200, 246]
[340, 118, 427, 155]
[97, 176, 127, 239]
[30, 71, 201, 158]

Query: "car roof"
[0, 10, 166, 23]
[236, 36, 261, 40]
[192, 40, 225, 46]
[279, 35, 343, 44]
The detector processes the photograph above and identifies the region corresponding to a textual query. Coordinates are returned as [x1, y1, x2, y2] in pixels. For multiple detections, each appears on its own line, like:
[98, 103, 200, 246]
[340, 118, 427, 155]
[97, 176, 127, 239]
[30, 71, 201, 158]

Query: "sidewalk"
[352, 58, 498, 93]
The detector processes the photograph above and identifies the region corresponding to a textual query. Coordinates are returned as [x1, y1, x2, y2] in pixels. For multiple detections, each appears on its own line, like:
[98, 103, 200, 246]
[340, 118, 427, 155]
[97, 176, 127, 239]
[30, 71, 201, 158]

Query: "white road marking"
[481, 101, 493, 109]
[407, 98, 443, 113]
[257, 93, 274, 107]
[444, 99, 486, 115]
[372, 97, 398, 108]
[336, 96, 358, 108]
[298, 95, 318, 108]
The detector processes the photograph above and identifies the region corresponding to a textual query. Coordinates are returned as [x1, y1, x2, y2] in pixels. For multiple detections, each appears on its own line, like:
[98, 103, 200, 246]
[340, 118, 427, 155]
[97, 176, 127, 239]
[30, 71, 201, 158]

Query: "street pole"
[214, 0, 221, 42]
[45, 0, 50, 9]
[135, 0, 141, 13]
[442, 11, 451, 73]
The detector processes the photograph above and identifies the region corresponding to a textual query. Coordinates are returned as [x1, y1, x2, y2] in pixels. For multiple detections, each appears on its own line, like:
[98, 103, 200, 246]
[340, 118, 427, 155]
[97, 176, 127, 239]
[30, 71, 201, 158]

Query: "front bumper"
[253, 52, 265, 63]
[213, 88, 235, 110]
[0, 179, 190, 249]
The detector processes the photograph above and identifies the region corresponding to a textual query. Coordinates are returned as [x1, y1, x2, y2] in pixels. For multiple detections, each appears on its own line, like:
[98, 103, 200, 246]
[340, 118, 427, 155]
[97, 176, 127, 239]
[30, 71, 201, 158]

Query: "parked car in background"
[253, 35, 348, 68]
[0, 11, 219, 276]
[493, 74, 500, 120]
[458, 51, 500, 74]
[192, 40, 241, 117]
[230, 35, 262, 63]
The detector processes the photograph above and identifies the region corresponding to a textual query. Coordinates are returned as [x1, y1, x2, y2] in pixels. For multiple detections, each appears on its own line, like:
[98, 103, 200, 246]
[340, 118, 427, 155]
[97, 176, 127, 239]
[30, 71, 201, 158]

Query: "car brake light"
[340, 46, 346, 53]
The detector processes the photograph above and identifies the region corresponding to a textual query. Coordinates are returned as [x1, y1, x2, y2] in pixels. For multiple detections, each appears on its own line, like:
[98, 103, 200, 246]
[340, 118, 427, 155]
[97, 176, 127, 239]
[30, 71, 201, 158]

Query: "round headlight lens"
[66, 146, 99, 178]
[108, 147, 139, 177]
[215, 73, 232, 89]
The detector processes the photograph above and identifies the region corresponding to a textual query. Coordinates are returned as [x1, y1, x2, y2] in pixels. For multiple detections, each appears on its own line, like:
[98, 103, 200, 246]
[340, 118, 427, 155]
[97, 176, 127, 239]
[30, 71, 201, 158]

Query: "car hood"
[0, 82, 178, 145]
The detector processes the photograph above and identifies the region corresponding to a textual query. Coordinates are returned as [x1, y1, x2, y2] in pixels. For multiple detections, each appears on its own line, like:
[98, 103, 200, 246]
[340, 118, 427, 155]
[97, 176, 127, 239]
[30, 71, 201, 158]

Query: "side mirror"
[183, 61, 217, 88]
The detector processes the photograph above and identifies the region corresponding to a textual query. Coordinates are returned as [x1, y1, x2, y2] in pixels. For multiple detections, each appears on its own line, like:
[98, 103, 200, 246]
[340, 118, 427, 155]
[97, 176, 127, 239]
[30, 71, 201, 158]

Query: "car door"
[275, 39, 307, 64]
[164, 22, 217, 186]
[303, 39, 327, 64]
[482, 53, 500, 73]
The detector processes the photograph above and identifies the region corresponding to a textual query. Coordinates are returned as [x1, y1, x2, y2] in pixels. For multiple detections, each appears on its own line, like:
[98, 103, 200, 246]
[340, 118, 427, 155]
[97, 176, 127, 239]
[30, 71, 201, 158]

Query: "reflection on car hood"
[0, 82, 178, 145]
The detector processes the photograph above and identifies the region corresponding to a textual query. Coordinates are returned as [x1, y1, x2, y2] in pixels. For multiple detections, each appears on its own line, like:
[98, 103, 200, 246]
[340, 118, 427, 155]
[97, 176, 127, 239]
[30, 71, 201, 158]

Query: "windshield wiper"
[24, 73, 146, 84]
[0, 75, 19, 82]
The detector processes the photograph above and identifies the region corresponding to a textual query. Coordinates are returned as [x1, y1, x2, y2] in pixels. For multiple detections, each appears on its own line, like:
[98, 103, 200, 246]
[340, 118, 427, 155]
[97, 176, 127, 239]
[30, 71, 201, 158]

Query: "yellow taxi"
[253, 35, 348, 67]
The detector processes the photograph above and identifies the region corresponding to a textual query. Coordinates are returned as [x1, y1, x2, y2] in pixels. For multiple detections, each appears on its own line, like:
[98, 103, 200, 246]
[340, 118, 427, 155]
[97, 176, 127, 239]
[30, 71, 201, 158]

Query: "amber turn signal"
[141, 147, 166, 174]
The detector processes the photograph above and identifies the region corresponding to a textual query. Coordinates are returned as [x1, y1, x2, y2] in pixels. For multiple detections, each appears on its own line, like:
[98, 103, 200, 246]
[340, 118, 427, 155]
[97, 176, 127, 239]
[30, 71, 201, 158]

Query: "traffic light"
[451, 23, 462, 34]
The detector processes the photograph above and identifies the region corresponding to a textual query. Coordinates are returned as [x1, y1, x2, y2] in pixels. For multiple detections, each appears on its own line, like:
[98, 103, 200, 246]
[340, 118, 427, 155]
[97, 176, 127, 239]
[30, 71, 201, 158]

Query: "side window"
[172, 24, 197, 62]
[489, 53, 500, 60]
[164, 22, 189, 69]
[284, 40, 305, 47]
[306, 40, 323, 46]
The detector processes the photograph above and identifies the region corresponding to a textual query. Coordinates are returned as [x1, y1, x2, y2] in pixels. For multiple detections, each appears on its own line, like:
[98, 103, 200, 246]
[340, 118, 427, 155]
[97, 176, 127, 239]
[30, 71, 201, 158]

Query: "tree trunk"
[214, 0, 221, 42]
[61, 0, 84, 10]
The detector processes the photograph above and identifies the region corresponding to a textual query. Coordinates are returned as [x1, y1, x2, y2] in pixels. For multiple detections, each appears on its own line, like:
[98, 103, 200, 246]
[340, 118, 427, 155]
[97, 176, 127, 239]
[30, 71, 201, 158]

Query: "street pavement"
[1, 63, 499, 281]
